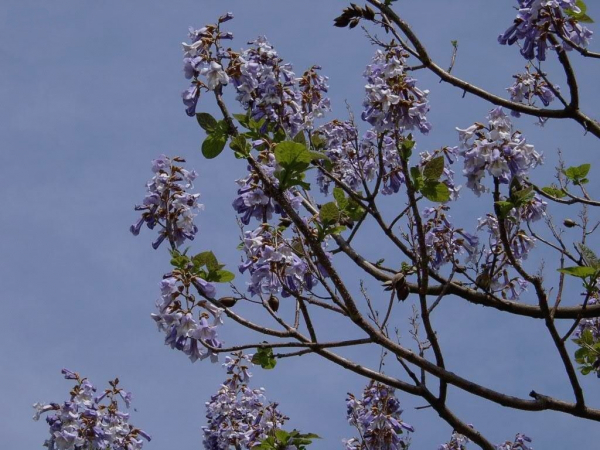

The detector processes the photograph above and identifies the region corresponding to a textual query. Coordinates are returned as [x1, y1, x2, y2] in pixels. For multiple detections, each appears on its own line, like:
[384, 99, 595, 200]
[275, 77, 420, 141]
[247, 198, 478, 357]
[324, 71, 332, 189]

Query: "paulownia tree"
[34, 1, 600, 449]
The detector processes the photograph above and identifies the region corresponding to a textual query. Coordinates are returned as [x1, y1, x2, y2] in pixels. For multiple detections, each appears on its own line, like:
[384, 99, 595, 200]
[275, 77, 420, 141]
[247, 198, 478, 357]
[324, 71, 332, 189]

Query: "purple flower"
[203, 353, 288, 450]
[423, 206, 479, 270]
[131, 155, 203, 249]
[33, 371, 150, 450]
[499, 1, 593, 61]
[457, 108, 542, 195]
[361, 48, 431, 134]
[345, 381, 413, 450]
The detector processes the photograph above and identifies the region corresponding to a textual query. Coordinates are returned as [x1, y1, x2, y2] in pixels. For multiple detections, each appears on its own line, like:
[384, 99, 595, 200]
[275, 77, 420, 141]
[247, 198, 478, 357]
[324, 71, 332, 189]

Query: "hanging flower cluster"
[228, 37, 330, 136]
[239, 224, 317, 297]
[130, 155, 202, 250]
[33, 370, 150, 450]
[151, 273, 222, 363]
[203, 353, 288, 450]
[315, 122, 417, 197]
[457, 107, 543, 196]
[181, 13, 234, 116]
[499, 0, 593, 61]
[507, 67, 558, 124]
[362, 47, 432, 134]
[423, 206, 479, 271]
[438, 431, 470, 450]
[344, 381, 414, 450]
[496, 433, 534, 450]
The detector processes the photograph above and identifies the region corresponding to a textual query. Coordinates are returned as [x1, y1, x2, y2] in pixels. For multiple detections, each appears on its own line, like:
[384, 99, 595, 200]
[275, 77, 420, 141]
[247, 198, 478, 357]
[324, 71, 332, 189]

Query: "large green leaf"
[319, 202, 340, 225]
[196, 113, 218, 133]
[423, 156, 445, 181]
[421, 181, 450, 203]
[557, 266, 598, 279]
[202, 134, 228, 159]
[274, 141, 312, 168]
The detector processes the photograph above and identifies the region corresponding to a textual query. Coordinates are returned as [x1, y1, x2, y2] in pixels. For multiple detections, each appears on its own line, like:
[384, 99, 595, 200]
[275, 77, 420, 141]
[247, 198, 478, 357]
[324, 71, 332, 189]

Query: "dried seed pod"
[382, 273, 409, 300]
[267, 295, 280, 312]
[218, 296, 237, 308]
[396, 282, 410, 301]
[563, 219, 577, 228]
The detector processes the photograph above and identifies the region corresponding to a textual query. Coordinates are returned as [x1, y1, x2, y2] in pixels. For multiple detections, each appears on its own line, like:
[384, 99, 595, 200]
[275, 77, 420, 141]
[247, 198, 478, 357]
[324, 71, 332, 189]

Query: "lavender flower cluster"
[423, 206, 479, 271]
[499, 0, 593, 61]
[315, 122, 411, 196]
[182, 13, 234, 116]
[203, 353, 288, 450]
[362, 48, 431, 134]
[576, 295, 600, 342]
[33, 370, 150, 450]
[496, 433, 533, 450]
[239, 224, 317, 298]
[457, 107, 543, 196]
[507, 67, 558, 123]
[233, 154, 302, 226]
[130, 155, 202, 250]
[344, 381, 414, 450]
[151, 274, 222, 362]
[438, 431, 470, 450]
[229, 37, 330, 136]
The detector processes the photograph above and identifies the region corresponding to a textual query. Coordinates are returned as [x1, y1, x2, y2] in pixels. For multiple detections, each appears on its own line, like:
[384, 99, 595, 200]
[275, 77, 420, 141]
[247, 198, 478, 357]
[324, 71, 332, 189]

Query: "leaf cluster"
[410, 156, 451, 202]
[170, 249, 235, 283]
[256, 430, 320, 450]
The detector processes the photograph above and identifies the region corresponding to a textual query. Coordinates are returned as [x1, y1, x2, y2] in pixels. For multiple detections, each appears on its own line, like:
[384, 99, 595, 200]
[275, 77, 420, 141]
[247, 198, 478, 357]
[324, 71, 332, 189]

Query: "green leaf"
[410, 166, 423, 191]
[275, 430, 290, 443]
[293, 131, 307, 146]
[309, 151, 330, 162]
[565, 1, 594, 22]
[495, 201, 515, 219]
[578, 243, 600, 269]
[252, 347, 277, 369]
[575, 347, 589, 361]
[193, 251, 220, 271]
[196, 113, 218, 133]
[511, 186, 534, 205]
[202, 133, 228, 159]
[311, 134, 326, 150]
[329, 225, 347, 235]
[564, 163, 591, 182]
[401, 135, 415, 160]
[541, 186, 567, 198]
[581, 366, 593, 375]
[320, 202, 340, 225]
[215, 270, 235, 283]
[423, 156, 445, 181]
[557, 266, 598, 279]
[421, 181, 450, 203]
[582, 329, 595, 345]
[233, 113, 250, 128]
[333, 187, 349, 210]
[229, 135, 251, 158]
[274, 141, 312, 169]
[577, 13, 594, 23]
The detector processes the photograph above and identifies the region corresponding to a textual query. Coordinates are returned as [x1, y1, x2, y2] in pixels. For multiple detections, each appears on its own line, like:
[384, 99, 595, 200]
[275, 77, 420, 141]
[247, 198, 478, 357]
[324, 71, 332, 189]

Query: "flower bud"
[219, 296, 237, 308]
[267, 295, 280, 312]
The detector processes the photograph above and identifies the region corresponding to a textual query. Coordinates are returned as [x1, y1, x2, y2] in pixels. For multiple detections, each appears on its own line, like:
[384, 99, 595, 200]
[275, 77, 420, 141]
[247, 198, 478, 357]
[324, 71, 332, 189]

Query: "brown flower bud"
[267, 295, 280, 312]
[218, 296, 237, 308]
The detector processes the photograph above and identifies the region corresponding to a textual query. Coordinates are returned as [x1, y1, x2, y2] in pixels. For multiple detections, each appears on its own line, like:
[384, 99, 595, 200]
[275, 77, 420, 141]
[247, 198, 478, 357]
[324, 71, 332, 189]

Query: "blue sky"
[2, 1, 600, 449]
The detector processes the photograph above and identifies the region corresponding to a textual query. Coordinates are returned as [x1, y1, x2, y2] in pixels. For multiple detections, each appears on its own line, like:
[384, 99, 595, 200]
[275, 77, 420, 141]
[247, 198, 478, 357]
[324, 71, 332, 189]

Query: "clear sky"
[2, 1, 600, 449]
